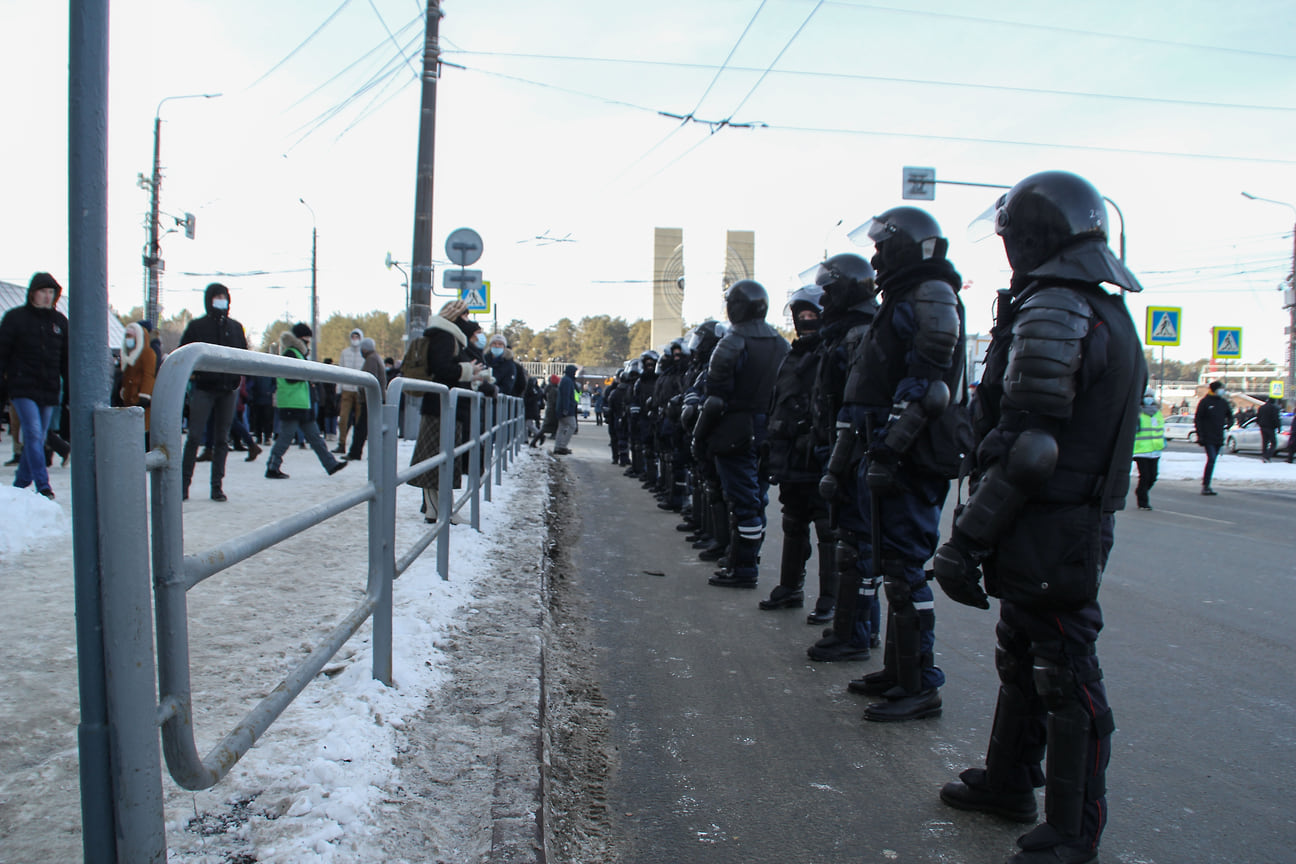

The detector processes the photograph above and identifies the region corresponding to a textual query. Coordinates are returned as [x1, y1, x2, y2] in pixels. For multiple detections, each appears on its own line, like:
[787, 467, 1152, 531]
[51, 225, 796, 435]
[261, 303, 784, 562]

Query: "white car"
[1163, 414, 1197, 442]
[1226, 416, 1291, 454]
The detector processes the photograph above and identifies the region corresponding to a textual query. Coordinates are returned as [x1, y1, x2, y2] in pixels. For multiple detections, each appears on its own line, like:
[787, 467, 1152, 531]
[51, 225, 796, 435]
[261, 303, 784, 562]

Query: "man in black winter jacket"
[1193, 380, 1232, 495]
[0, 272, 68, 498]
[179, 282, 248, 501]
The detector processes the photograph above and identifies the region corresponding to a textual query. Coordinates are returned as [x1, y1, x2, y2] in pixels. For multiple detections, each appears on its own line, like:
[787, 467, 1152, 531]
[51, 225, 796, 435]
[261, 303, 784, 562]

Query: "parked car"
[1225, 416, 1291, 454]
[1163, 414, 1197, 442]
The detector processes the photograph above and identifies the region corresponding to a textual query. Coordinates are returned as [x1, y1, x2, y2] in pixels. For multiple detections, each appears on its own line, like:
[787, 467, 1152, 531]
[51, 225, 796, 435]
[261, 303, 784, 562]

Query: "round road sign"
[445, 227, 483, 267]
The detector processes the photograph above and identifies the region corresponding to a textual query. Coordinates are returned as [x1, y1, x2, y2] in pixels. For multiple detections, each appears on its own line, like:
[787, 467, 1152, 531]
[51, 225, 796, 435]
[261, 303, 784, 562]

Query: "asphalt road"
[560, 424, 1296, 864]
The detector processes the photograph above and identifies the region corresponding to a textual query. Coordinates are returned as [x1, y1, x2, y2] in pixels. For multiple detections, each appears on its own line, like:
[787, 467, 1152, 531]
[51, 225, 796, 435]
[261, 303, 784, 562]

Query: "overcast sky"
[3, 0, 1295, 364]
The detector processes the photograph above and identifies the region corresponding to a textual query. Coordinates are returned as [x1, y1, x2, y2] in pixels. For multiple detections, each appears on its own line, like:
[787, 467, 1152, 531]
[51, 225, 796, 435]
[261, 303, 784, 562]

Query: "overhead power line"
[443, 51, 1296, 114]
[248, 0, 355, 89]
[821, 1, 1296, 62]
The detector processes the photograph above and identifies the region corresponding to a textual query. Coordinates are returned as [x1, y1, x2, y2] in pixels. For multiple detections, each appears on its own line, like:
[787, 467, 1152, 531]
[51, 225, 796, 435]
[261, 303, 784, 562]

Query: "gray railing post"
[438, 390, 456, 579]
[96, 407, 166, 863]
[483, 397, 495, 504]
[468, 392, 482, 529]
[373, 399, 399, 685]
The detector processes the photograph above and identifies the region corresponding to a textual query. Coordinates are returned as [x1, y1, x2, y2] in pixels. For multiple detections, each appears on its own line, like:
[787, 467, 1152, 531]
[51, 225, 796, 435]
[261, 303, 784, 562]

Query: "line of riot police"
[601, 171, 1146, 864]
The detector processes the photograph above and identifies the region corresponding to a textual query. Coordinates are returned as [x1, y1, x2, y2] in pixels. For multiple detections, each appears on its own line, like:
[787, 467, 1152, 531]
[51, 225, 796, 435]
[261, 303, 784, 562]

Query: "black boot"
[807, 539, 870, 661]
[940, 768, 1038, 823]
[759, 584, 804, 609]
[807, 540, 837, 624]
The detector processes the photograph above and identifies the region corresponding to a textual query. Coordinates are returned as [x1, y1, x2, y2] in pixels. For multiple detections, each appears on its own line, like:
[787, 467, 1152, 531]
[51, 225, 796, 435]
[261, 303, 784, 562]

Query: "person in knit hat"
[178, 282, 248, 501]
[265, 323, 347, 481]
[0, 272, 69, 498]
[343, 336, 387, 462]
[407, 299, 494, 522]
[119, 321, 158, 447]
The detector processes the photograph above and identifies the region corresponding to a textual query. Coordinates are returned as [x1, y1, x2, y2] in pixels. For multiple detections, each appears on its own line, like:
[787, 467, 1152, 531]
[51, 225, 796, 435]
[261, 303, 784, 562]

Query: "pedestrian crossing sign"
[1212, 326, 1242, 360]
[462, 280, 490, 313]
[1271, 380, 1285, 399]
[1145, 306, 1181, 346]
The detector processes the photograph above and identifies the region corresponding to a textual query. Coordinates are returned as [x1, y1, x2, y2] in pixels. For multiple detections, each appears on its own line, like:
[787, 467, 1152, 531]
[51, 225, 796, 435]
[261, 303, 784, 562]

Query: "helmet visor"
[967, 194, 1007, 243]
[847, 217, 891, 248]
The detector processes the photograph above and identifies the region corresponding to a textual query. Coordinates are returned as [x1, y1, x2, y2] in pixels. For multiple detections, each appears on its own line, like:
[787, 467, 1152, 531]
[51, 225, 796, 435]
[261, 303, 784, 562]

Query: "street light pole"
[145, 92, 220, 327]
[1241, 191, 1296, 408]
[300, 198, 318, 361]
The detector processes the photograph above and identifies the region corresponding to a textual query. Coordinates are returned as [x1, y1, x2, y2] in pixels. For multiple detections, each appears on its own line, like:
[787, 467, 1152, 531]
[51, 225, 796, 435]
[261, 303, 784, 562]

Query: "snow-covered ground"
[0, 441, 1292, 863]
[0, 438, 552, 863]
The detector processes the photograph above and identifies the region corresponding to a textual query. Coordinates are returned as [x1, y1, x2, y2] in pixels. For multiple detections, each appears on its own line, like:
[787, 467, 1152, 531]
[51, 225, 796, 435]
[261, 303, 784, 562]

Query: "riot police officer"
[680, 321, 727, 556]
[693, 281, 789, 588]
[830, 206, 967, 723]
[630, 350, 659, 481]
[802, 254, 879, 637]
[934, 171, 1146, 864]
[760, 285, 835, 612]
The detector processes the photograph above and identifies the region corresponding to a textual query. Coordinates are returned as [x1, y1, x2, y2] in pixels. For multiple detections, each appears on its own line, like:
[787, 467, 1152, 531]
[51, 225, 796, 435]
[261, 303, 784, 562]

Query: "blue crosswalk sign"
[1212, 327, 1242, 360]
[1146, 306, 1181, 346]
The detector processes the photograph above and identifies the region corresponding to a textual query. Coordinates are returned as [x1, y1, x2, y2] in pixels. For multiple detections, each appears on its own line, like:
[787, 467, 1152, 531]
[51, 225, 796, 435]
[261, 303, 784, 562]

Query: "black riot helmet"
[814, 253, 877, 311]
[687, 319, 722, 362]
[989, 170, 1105, 274]
[640, 349, 659, 373]
[725, 279, 769, 323]
[850, 206, 948, 279]
[971, 170, 1143, 292]
[785, 284, 825, 335]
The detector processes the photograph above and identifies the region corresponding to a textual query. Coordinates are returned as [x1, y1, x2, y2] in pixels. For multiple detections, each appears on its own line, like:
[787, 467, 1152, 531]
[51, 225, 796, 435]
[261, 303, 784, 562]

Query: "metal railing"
[93, 343, 523, 860]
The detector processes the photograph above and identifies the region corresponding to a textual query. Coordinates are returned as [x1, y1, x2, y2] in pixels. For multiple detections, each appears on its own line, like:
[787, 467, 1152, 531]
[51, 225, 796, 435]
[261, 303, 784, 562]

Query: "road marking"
[1151, 509, 1235, 525]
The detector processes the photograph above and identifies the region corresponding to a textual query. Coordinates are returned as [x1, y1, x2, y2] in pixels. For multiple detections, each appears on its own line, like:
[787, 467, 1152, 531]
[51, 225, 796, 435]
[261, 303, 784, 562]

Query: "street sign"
[1211, 326, 1242, 360]
[902, 166, 936, 200]
[1271, 380, 1285, 399]
[444, 267, 482, 299]
[445, 227, 483, 266]
[1145, 306, 1181, 346]
[462, 279, 490, 313]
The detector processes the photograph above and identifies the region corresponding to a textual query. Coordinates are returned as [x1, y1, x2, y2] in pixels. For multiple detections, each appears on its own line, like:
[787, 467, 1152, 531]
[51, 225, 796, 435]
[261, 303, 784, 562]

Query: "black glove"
[818, 471, 842, 503]
[930, 533, 990, 610]
[865, 444, 901, 495]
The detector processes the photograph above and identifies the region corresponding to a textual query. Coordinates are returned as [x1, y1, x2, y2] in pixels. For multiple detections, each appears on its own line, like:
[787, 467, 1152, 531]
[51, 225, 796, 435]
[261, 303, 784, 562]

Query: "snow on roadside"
[0, 440, 550, 863]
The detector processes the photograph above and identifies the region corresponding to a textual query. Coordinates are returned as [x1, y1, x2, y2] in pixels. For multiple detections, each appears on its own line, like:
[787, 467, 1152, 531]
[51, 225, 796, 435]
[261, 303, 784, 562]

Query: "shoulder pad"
[914, 278, 958, 304]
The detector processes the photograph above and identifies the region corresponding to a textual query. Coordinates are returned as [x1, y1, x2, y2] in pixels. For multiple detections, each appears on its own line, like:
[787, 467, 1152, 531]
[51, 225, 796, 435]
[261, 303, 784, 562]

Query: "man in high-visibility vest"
[1133, 390, 1166, 510]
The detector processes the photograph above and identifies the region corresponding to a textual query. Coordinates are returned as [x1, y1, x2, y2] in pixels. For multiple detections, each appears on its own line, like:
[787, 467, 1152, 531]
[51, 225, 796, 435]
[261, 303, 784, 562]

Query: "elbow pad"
[912, 281, 961, 369]
[883, 380, 950, 455]
[955, 429, 1058, 548]
[1003, 288, 1090, 417]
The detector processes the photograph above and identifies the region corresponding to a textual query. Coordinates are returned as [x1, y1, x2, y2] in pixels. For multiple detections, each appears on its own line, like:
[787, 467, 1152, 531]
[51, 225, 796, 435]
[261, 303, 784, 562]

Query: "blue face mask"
[473, 332, 488, 350]
[124, 338, 136, 350]
[490, 346, 503, 357]
[211, 297, 229, 311]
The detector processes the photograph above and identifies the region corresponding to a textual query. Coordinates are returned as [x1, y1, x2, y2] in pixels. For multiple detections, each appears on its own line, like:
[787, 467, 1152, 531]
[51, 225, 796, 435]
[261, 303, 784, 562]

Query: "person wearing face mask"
[408, 301, 495, 521]
[759, 285, 836, 615]
[483, 333, 517, 396]
[335, 328, 365, 454]
[178, 282, 248, 501]
[1131, 391, 1166, 509]
[0, 272, 69, 498]
[119, 321, 158, 447]
[343, 338, 388, 463]
[1193, 380, 1232, 496]
[265, 323, 348, 480]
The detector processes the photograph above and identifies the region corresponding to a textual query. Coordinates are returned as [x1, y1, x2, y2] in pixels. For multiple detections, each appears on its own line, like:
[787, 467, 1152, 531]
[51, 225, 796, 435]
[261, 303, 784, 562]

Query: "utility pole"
[408, 0, 443, 342]
[300, 198, 318, 361]
[145, 92, 219, 326]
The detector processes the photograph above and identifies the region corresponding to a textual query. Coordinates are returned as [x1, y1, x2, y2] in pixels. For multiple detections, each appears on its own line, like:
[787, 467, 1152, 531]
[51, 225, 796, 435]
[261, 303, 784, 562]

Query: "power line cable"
[248, 0, 355, 89]
[822, 1, 1296, 62]
[287, 13, 422, 111]
[723, 0, 822, 121]
[367, 0, 421, 81]
[443, 51, 1296, 114]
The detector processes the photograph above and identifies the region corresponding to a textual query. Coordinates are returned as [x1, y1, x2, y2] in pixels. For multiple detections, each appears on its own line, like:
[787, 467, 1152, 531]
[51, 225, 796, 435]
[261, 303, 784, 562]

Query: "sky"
[3, 0, 1296, 365]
